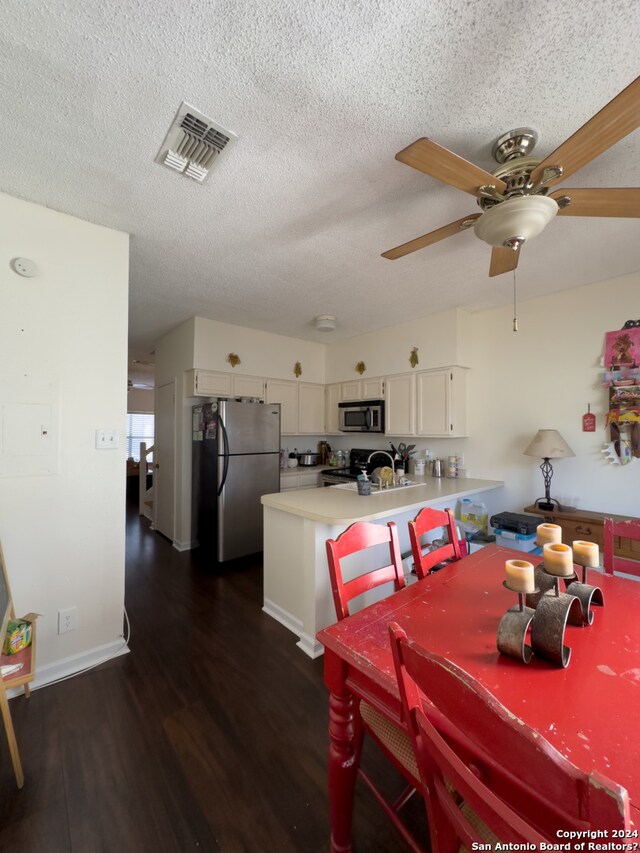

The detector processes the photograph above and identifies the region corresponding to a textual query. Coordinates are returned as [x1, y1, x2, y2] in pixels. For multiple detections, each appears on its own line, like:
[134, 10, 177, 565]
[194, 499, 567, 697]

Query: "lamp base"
[533, 498, 576, 512]
[533, 497, 561, 511]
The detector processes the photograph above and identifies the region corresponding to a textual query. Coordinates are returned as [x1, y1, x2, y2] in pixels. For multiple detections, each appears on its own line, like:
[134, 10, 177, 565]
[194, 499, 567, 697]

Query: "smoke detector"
[155, 101, 237, 183]
[316, 315, 337, 332]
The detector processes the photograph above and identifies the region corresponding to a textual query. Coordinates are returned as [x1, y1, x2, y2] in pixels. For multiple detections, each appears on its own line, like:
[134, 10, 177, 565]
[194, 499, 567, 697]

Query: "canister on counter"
[447, 455, 458, 478]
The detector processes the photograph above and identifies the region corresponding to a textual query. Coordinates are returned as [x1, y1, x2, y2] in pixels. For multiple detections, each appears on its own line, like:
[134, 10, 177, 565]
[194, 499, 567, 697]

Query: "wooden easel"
[0, 541, 37, 788]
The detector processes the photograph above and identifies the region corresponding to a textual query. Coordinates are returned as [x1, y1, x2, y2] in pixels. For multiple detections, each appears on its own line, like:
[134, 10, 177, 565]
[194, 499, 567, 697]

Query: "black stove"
[320, 447, 393, 484]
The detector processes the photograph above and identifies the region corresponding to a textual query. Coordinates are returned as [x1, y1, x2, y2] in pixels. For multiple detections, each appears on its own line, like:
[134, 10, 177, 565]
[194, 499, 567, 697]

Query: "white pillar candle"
[537, 523, 562, 546]
[505, 559, 535, 593]
[543, 543, 574, 576]
[572, 540, 599, 567]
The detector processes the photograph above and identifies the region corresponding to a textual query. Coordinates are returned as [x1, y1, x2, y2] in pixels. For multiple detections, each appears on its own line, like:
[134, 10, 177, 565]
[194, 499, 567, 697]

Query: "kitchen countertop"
[262, 475, 504, 525]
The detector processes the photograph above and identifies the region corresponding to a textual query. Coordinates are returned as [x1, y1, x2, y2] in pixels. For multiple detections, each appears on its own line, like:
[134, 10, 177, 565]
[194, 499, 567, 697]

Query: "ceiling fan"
[382, 76, 640, 277]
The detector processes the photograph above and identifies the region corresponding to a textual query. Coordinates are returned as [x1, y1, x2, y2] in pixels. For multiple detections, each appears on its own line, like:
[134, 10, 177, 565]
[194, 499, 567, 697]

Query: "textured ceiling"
[2, 0, 639, 373]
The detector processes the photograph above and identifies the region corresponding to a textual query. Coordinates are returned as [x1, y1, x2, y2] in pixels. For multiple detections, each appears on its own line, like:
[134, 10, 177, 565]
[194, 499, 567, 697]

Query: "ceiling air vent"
[155, 101, 237, 184]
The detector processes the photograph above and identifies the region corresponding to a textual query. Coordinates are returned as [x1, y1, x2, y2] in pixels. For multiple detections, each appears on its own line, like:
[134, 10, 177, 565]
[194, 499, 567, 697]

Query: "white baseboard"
[262, 599, 303, 637]
[173, 539, 194, 552]
[296, 633, 324, 659]
[262, 600, 324, 659]
[7, 638, 130, 697]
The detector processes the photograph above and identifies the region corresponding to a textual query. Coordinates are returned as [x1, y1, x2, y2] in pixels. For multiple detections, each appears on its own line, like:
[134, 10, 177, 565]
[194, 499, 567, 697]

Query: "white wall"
[466, 271, 640, 517]
[325, 308, 466, 382]
[127, 388, 154, 413]
[193, 316, 326, 383]
[0, 192, 129, 683]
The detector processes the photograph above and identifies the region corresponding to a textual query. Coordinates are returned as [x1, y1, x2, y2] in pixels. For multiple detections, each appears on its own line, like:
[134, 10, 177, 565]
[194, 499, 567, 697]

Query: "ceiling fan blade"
[382, 214, 480, 260]
[550, 188, 640, 217]
[396, 138, 507, 196]
[529, 77, 640, 188]
[489, 246, 520, 277]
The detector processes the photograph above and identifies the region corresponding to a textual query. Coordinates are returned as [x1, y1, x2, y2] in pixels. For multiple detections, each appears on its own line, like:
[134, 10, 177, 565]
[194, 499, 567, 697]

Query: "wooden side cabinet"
[523, 505, 640, 559]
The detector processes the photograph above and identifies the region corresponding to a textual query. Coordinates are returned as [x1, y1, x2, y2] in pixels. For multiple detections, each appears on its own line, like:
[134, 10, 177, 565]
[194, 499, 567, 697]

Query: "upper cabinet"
[266, 379, 325, 435]
[339, 377, 385, 401]
[385, 374, 416, 436]
[325, 383, 341, 434]
[186, 369, 264, 399]
[265, 379, 298, 434]
[298, 383, 325, 434]
[416, 367, 468, 437]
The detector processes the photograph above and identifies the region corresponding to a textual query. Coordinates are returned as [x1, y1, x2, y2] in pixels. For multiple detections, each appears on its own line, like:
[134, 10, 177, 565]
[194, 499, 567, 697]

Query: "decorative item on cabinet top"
[355, 361, 366, 375]
[226, 353, 241, 368]
[410, 347, 419, 368]
[294, 361, 302, 377]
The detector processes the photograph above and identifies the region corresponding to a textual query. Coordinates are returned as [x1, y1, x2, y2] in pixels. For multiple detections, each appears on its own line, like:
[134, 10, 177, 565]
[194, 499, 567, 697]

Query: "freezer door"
[218, 400, 280, 454]
[217, 452, 280, 561]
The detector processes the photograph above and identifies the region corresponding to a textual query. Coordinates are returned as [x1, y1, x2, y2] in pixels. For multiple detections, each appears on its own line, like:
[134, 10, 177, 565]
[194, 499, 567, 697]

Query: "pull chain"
[513, 268, 518, 332]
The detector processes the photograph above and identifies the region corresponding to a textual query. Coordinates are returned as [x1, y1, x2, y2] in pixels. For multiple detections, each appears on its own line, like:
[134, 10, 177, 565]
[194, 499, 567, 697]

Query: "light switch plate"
[95, 429, 119, 449]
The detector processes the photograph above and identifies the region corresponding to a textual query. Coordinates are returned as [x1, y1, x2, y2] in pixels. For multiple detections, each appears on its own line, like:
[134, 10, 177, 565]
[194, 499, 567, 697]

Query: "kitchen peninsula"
[261, 476, 504, 657]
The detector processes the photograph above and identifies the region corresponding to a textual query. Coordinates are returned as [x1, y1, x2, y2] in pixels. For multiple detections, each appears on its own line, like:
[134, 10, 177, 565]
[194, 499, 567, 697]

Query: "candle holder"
[529, 562, 583, 668]
[566, 563, 604, 625]
[497, 581, 537, 663]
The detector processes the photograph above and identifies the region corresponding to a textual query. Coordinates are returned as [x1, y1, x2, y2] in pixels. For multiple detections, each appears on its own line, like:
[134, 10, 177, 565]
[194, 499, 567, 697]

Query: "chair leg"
[23, 684, 30, 699]
[0, 688, 24, 788]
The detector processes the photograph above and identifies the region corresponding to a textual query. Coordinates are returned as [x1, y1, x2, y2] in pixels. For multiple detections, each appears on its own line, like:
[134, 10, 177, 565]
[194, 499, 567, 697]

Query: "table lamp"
[524, 429, 575, 511]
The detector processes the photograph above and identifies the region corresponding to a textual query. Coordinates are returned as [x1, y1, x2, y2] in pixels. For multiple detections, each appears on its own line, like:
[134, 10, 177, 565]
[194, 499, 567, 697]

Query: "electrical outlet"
[58, 607, 78, 634]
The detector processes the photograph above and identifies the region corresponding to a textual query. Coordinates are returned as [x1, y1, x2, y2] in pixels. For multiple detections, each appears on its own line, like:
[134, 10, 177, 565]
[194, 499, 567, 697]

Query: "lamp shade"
[474, 195, 558, 248]
[523, 429, 575, 459]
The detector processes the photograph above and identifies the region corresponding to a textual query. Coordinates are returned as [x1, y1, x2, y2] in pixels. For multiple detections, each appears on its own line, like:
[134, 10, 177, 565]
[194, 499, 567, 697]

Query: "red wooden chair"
[325, 522, 422, 851]
[603, 517, 640, 577]
[325, 520, 406, 620]
[408, 507, 465, 579]
[389, 623, 630, 851]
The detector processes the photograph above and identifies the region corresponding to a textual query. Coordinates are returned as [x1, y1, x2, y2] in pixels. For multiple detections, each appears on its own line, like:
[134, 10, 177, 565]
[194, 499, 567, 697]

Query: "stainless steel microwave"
[338, 400, 385, 433]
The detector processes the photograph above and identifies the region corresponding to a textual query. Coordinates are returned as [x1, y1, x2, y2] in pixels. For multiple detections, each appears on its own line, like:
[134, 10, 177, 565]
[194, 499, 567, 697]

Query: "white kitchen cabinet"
[298, 383, 325, 434]
[266, 379, 299, 434]
[280, 470, 320, 490]
[385, 374, 416, 436]
[325, 383, 341, 434]
[416, 367, 468, 437]
[186, 369, 233, 397]
[339, 377, 384, 401]
[185, 369, 264, 399]
[233, 374, 265, 399]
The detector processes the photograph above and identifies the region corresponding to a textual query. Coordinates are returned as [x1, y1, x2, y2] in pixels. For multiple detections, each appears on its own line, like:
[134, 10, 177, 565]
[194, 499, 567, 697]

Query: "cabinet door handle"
[576, 525, 592, 536]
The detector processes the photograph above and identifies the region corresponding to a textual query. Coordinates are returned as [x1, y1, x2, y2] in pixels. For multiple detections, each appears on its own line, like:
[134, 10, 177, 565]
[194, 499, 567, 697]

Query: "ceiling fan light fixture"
[474, 195, 558, 248]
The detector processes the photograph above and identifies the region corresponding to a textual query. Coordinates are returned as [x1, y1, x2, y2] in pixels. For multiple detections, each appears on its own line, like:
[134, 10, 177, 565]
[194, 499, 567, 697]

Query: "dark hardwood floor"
[0, 503, 427, 852]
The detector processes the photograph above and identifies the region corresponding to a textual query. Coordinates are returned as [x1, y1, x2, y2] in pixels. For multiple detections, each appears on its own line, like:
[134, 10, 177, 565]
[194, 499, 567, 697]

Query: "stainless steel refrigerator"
[192, 400, 281, 561]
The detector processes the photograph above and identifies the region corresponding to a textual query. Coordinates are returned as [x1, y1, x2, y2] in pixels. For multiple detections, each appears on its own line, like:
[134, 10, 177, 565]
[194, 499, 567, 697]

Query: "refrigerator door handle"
[218, 415, 230, 496]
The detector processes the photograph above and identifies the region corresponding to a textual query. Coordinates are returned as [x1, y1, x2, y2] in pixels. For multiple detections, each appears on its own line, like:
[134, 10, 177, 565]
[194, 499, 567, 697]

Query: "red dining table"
[317, 543, 640, 852]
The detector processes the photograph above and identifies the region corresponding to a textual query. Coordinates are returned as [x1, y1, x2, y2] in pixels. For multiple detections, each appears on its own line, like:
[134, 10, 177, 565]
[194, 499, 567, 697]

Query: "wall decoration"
[226, 353, 241, 368]
[601, 326, 640, 463]
[409, 347, 419, 368]
[355, 361, 366, 375]
[294, 361, 302, 377]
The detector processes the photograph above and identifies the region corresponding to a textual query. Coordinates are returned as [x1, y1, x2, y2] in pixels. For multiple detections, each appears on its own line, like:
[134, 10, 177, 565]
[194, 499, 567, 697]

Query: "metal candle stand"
[497, 581, 537, 663]
[498, 562, 604, 668]
[565, 563, 605, 626]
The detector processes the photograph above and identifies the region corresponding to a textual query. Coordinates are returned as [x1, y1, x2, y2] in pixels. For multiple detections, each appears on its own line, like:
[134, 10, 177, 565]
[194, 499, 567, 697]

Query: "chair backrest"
[389, 623, 629, 849]
[326, 521, 405, 620]
[603, 517, 640, 577]
[408, 507, 463, 579]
